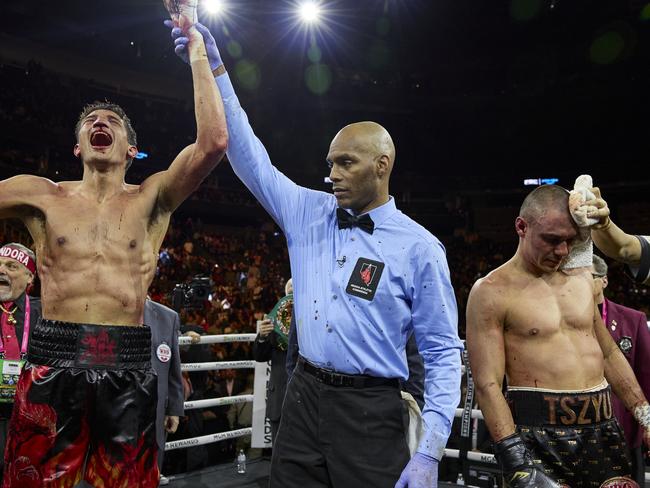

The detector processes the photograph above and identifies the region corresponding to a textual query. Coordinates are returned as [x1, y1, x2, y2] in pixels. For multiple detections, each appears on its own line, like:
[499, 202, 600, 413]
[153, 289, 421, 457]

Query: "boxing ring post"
[459, 349, 475, 483]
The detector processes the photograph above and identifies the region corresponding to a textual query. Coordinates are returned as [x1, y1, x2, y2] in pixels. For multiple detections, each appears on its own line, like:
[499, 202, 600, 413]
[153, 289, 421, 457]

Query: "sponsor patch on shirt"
[346, 258, 385, 301]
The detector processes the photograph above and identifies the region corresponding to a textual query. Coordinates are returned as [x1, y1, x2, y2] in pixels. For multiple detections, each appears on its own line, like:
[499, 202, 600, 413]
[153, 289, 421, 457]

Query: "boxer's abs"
[38, 246, 157, 326]
[505, 328, 605, 391]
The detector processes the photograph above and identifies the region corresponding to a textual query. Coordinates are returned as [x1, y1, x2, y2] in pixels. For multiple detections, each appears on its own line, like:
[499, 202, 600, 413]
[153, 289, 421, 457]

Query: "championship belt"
[269, 294, 293, 351]
[0, 358, 24, 403]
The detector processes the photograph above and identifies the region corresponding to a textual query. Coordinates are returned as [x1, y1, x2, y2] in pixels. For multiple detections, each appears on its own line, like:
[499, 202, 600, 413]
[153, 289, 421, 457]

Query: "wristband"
[212, 65, 226, 77]
[634, 404, 650, 429]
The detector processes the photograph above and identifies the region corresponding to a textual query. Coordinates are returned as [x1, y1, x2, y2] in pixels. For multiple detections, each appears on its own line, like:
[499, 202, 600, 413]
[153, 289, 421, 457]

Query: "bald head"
[519, 185, 570, 223]
[333, 121, 395, 173]
[327, 121, 395, 214]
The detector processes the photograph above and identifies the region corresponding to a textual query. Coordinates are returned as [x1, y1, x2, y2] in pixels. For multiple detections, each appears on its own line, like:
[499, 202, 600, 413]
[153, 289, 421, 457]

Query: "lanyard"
[601, 298, 608, 327]
[0, 295, 30, 356]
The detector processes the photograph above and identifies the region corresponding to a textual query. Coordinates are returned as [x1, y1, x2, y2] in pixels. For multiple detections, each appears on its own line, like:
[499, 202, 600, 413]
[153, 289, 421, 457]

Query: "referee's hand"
[395, 452, 438, 488]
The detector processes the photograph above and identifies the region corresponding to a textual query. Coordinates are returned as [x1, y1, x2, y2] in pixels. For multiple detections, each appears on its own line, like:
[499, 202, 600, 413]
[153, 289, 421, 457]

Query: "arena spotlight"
[203, 0, 225, 16]
[298, 1, 322, 24]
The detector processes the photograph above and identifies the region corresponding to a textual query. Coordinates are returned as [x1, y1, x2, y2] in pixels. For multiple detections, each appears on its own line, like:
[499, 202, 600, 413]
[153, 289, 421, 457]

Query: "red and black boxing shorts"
[3, 319, 159, 488]
[507, 382, 638, 488]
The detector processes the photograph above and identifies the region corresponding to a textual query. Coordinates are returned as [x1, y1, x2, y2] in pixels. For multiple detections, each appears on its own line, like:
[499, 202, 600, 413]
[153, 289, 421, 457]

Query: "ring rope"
[165, 428, 253, 451]
[181, 360, 256, 372]
[184, 394, 253, 410]
[454, 408, 484, 420]
[444, 448, 496, 465]
[178, 333, 257, 345]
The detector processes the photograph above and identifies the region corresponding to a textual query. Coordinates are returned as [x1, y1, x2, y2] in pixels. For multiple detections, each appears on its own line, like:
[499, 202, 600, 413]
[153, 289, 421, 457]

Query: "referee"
[169, 22, 463, 488]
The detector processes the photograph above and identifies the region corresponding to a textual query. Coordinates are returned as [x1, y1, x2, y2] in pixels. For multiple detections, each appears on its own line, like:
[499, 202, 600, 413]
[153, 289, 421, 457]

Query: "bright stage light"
[203, 0, 225, 16]
[298, 2, 321, 23]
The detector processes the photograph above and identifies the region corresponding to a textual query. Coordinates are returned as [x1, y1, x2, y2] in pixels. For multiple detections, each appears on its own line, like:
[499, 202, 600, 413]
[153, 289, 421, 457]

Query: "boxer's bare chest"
[505, 273, 594, 337]
[26, 187, 160, 264]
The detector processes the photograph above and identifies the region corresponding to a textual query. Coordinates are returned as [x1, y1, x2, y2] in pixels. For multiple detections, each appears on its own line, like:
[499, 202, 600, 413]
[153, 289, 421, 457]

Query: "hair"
[519, 185, 570, 223]
[2, 243, 36, 275]
[592, 254, 608, 277]
[75, 101, 138, 171]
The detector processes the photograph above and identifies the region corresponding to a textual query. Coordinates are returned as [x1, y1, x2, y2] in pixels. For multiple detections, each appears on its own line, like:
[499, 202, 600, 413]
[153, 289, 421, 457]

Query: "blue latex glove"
[163, 20, 223, 71]
[394, 453, 438, 488]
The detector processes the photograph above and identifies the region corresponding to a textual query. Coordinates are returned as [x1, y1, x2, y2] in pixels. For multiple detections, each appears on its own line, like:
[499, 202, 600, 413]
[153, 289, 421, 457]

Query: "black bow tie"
[336, 208, 375, 234]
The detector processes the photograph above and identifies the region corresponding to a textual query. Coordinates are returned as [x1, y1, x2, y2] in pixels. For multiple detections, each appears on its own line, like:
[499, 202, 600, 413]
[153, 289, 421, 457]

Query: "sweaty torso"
[23, 181, 169, 325]
[492, 262, 604, 390]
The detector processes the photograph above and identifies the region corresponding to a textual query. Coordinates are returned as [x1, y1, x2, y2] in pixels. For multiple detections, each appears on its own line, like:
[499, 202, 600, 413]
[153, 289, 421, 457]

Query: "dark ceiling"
[2, 0, 650, 194]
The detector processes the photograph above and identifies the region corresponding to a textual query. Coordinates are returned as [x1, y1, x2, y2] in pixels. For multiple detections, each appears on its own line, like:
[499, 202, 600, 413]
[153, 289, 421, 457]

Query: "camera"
[171, 275, 213, 311]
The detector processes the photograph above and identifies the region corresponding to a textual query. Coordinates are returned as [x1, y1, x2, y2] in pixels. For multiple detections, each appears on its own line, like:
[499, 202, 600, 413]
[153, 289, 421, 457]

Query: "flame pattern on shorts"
[2, 363, 159, 488]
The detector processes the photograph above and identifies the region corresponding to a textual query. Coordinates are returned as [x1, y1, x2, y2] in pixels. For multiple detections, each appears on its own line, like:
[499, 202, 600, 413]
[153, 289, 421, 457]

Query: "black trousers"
[269, 366, 409, 488]
[270, 419, 280, 445]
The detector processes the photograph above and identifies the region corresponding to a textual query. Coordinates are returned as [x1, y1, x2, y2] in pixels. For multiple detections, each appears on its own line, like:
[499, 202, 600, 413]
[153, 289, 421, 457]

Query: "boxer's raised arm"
[466, 279, 516, 442]
[152, 25, 227, 214]
[0, 175, 54, 220]
[166, 21, 329, 235]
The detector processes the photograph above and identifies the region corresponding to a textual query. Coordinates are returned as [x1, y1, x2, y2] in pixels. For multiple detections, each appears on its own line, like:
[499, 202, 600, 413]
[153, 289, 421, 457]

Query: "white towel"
[401, 391, 424, 458]
[563, 175, 595, 270]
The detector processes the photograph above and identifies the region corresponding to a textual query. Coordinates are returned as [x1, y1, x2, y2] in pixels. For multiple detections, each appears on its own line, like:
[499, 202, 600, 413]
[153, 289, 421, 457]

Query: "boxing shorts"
[3, 319, 159, 488]
[506, 382, 638, 488]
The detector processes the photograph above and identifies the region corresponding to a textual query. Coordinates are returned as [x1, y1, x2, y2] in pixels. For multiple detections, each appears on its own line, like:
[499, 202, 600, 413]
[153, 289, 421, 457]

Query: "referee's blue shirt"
[216, 73, 463, 460]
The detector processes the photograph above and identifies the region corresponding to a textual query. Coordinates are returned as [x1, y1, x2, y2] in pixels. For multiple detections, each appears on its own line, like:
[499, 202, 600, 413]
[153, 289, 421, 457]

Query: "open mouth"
[90, 131, 113, 148]
[0, 276, 11, 290]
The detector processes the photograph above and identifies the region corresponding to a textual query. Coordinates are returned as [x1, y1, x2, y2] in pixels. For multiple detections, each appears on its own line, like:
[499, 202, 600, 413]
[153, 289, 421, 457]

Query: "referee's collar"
[337, 196, 397, 231]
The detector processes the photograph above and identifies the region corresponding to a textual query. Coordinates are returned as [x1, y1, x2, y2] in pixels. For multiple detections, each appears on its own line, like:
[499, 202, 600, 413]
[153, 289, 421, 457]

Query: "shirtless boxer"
[466, 185, 650, 488]
[0, 6, 227, 487]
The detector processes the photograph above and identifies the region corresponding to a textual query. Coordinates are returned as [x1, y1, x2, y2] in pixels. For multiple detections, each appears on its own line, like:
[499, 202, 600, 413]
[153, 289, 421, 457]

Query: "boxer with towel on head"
[467, 182, 650, 488]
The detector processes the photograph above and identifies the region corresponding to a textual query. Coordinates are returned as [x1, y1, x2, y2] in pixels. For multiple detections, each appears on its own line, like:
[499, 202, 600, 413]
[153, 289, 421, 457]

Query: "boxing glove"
[494, 433, 561, 488]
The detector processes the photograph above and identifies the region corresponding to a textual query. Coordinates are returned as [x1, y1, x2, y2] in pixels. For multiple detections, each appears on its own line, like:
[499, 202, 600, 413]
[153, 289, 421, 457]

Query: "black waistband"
[507, 385, 614, 427]
[297, 356, 399, 389]
[28, 319, 151, 370]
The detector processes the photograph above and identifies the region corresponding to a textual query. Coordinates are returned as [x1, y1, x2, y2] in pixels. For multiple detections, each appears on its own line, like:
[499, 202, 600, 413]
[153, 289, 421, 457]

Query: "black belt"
[297, 356, 399, 389]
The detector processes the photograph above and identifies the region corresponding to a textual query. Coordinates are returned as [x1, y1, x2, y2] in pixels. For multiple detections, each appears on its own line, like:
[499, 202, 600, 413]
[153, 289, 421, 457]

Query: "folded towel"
[562, 175, 595, 270]
[568, 175, 598, 227]
[401, 391, 424, 458]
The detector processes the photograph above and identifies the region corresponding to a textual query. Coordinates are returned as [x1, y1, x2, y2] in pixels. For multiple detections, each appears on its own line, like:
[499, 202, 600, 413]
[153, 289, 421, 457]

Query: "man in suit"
[0, 243, 41, 479]
[144, 299, 184, 483]
[592, 254, 650, 486]
[253, 279, 293, 442]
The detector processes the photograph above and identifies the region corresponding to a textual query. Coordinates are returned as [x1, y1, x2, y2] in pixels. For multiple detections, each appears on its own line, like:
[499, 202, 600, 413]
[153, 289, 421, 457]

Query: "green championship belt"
[268, 294, 293, 351]
[0, 358, 25, 403]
